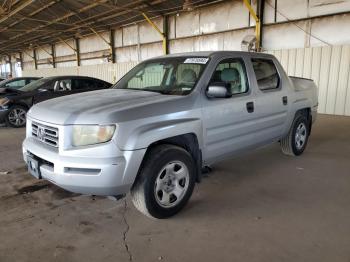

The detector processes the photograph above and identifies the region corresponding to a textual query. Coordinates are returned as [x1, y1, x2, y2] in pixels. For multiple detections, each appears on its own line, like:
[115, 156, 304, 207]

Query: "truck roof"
[157, 51, 273, 58]
[154, 50, 275, 59]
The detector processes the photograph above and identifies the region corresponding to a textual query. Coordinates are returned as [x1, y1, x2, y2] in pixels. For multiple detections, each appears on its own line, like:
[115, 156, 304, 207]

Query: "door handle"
[282, 96, 288, 105]
[246, 102, 254, 113]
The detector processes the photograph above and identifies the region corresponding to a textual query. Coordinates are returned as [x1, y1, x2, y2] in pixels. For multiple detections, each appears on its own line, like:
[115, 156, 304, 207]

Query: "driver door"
[202, 57, 261, 163]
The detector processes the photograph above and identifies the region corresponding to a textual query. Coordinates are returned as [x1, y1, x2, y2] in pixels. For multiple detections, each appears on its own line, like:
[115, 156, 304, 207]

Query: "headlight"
[0, 97, 9, 107]
[72, 125, 116, 147]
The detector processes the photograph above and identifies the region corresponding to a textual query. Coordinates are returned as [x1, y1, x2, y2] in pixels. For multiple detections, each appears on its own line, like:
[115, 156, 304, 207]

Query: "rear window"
[251, 59, 280, 90]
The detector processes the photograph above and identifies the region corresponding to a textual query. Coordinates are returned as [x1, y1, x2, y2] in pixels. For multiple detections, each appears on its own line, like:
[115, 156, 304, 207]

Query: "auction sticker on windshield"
[184, 58, 209, 64]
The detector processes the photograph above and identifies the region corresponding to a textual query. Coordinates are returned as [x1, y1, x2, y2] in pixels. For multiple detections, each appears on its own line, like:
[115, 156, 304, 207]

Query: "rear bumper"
[23, 136, 146, 196]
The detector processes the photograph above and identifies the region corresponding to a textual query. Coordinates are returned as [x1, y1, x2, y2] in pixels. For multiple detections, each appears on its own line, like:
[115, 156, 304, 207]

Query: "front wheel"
[131, 145, 196, 219]
[6, 105, 28, 128]
[281, 113, 310, 156]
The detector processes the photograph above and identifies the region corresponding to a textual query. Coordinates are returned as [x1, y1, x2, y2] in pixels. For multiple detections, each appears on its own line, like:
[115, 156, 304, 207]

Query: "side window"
[53, 79, 72, 92]
[210, 58, 249, 95]
[72, 79, 95, 90]
[251, 59, 280, 90]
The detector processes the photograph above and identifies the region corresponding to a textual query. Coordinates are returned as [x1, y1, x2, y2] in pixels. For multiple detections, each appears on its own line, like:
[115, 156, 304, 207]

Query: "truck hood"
[28, 89, 188, 125]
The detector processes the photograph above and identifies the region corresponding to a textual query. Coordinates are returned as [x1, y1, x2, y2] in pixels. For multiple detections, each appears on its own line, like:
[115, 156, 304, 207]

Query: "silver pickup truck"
[23, 51, 318, 219]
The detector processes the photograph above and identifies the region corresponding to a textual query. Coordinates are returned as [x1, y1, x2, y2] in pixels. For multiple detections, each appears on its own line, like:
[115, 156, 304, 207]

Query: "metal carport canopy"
[0, 0, 228, 57]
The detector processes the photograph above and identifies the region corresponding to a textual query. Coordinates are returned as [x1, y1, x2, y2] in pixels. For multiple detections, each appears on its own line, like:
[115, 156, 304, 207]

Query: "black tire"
[5, 105, 28, 128]
[131, 144, 196, 219]
[281, 112, 310, 156]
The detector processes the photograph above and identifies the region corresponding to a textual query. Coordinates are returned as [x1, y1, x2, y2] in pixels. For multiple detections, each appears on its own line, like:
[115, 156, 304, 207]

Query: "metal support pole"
[33, 49, 38, 69]
[51, 44, 56, 68]
[8, 55, 12, 75]
[163, 15, 169, 54]
[257, 0, 265, 49]
[110, 29, 116, 63]
[19, 52, 23, 71]
[75, 38, 80, 66]
[243, 0, 261, 50]
[58, 37, 76, 52]
[142, 12, 168, 55]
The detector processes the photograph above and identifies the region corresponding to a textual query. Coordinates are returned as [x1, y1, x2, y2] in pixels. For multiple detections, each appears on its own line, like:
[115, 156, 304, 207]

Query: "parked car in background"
[0, 77, 41, 90]
[0, 75, 112, 127]
[22, 51, 318, 219]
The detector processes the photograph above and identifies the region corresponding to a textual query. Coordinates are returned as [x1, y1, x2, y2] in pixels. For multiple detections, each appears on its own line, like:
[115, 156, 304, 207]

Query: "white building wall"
[17, 0, 350, 67]
[16, 0, 350, 116]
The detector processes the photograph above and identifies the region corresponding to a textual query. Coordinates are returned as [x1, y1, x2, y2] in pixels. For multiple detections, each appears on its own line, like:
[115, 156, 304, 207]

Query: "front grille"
[32, 122, 59, 147]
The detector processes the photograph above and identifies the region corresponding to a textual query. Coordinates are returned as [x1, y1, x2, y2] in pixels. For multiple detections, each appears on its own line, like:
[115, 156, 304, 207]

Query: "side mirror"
[206, 82, 231, 98]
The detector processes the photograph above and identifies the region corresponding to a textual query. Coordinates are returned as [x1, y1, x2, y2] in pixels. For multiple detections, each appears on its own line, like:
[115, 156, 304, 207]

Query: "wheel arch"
[295, 107, 312, 134]
[133, 133, 203, 188]
[8, 102, 30, 110]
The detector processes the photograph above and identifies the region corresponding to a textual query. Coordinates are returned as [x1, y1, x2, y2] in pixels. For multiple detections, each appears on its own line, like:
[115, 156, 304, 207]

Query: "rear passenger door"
[249, 58, 289, 142]
[202, 57, 262, 163]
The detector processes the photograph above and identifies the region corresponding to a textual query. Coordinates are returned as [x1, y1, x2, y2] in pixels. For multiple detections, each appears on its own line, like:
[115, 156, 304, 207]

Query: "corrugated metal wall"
[267, 45, 350, 116]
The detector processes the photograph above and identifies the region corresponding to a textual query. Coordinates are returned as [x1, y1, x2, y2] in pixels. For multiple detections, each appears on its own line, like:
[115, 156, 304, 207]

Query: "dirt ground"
[0, 114, 349, 262]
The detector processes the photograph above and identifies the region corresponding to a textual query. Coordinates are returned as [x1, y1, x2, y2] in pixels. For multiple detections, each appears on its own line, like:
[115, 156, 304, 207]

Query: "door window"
[210, 59, 249, 95]
[251, 59, 280, 90]
[72, 79, 95, 90]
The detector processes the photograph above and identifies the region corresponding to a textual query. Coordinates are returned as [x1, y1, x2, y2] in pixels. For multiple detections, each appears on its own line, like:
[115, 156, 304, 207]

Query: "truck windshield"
[114, 57, 209, 95]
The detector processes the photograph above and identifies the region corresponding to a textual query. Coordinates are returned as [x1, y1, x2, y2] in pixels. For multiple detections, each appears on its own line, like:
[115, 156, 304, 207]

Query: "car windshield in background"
[0, 78, 16, 87]
[114, 57, 209, 95]
[20, 78, 50, 92]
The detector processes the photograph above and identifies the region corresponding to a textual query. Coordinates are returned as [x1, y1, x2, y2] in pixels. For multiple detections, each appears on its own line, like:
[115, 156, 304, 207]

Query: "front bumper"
[22, 120, 146, 196]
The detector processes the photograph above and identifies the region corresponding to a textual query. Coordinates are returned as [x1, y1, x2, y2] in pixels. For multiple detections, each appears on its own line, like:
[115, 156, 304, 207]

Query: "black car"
[0, 75, 112, 127]
[0, 77, 41, 90]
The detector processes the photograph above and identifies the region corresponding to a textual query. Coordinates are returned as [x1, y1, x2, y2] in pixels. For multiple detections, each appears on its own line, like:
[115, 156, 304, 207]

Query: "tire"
[281, 112, 310, 156]
[131, 144, 196, 219]
[5, 105, 28, 128]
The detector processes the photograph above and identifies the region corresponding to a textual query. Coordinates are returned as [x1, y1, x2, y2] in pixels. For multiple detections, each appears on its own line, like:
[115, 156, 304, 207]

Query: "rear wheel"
[281, 113, 310, 156]
[6, 105, 27, 128]
[131, 144, 196, 219]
